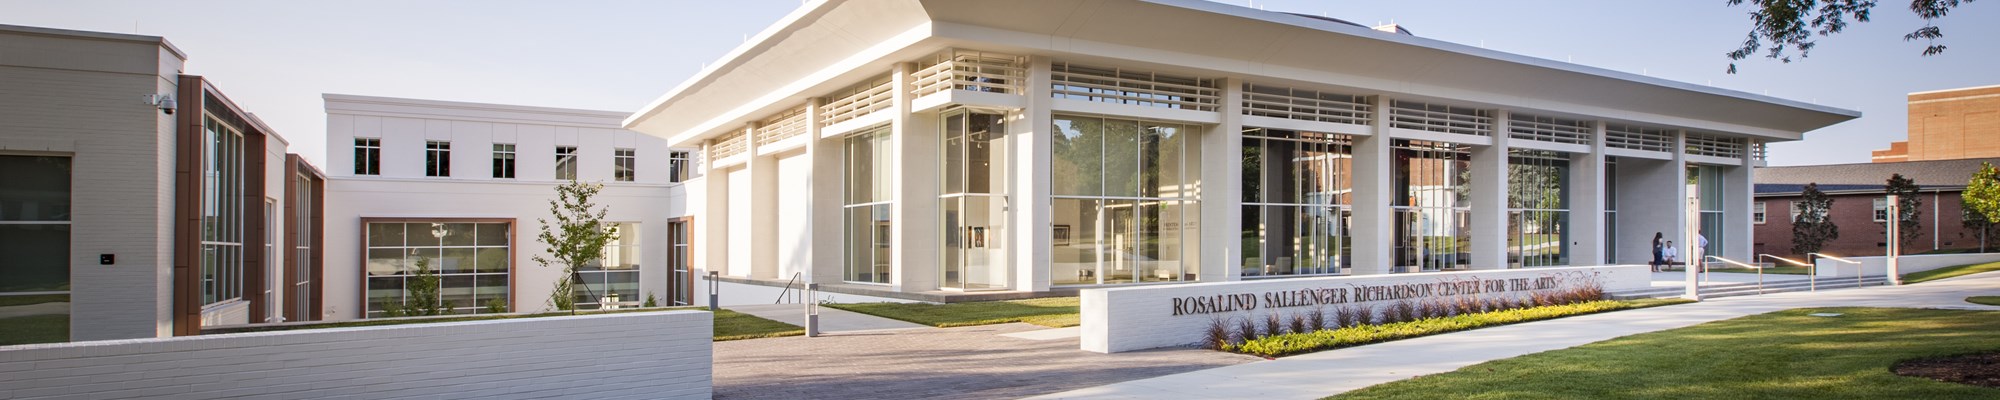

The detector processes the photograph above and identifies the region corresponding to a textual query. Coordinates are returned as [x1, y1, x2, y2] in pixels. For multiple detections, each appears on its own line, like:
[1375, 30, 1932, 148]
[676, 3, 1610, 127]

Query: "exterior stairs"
[1609, 276, 1892, 300]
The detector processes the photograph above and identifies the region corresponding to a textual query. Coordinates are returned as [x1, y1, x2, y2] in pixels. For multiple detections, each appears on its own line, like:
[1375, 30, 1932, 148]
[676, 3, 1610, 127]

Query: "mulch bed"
[1894, 351, 2000, 388]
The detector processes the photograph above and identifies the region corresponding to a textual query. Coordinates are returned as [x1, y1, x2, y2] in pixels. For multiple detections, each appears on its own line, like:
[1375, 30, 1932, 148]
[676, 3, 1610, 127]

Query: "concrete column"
[1350, 96, 1396, 275]
[746, 124, 778, 280]
[1672, 130, 1691, 263]
[699, 140, 729, 277]
[1015, 56, 1054, 292]
[890, 62, 941, 292]
[1723, 140, 1755, 261]
[1468, 110, 1510, 270]
[1569, 121, 1610, 265]
[1202, 78, 1244, 282]
[807, 98, 843, 285]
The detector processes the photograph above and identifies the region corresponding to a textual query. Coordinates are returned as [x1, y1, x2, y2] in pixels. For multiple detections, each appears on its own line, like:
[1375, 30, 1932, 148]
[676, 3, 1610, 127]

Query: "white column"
[891, 62, 940, 292]
[1723, 139, 1755, 261]
[1468, 110, 1510, 270]
[1015, 56, 1054, 292]
[1673, 130, 1692, 270]
[807, 99, 843, 285]
[699, 140, 729, 278]
[1202, 78, 1244, 282]
[1349, 96, 1395, 275]
[746, 124, 778, 279]
[1569, 121, 1610, 265]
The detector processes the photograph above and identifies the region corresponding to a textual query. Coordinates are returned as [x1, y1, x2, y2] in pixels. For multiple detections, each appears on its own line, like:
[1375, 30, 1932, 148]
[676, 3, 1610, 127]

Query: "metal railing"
[1050, 62, 1219, 111]
[1704, 256, 1757, 293]
[912, 49, 1026, 97]
[1685, 132, 1747, 158]
[774, 272, 804, 304]
[820, 74, 896, 128]
[1241, 82, 1372, 125]
[1388, 100, 1492, 136]
[1811, 253, 1865, 290]
[1508, 113, 1594, 145]
[754, 106, 809, 147]
[1605, 124, 1674, 153]
[1758, 254, 1813, 294]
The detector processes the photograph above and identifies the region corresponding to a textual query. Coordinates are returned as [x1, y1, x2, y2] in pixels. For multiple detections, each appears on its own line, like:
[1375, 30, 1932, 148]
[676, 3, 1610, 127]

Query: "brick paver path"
[713, 322, 1260, 399]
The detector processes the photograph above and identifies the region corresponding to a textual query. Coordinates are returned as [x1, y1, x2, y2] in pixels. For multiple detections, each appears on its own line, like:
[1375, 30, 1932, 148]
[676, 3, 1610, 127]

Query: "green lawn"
[826, 297, 1080, 328]
[1903, 261, 2000, 284]
[1332, 307, 2000, 399]
[1968, 296, 2000, 306]
[0, 294, 69, 307]
[1707, 266, 1811, 275]
[0, 314, 68, 346]
[713, 309, 804, 341]
[206, 307, 799, 341]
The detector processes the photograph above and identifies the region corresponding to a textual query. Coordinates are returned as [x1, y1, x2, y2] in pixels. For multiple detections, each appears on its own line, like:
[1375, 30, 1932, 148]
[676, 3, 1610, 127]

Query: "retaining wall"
[1813, 252, 2000, 278]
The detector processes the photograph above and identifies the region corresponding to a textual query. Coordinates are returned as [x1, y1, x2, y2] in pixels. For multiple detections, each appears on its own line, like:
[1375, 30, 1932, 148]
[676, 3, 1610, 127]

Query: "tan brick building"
[1873, 85, 2000, 162]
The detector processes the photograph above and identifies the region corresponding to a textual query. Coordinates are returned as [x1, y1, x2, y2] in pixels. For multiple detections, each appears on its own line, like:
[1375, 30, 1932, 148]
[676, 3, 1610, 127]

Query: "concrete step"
[1610, 277, 1890, 300]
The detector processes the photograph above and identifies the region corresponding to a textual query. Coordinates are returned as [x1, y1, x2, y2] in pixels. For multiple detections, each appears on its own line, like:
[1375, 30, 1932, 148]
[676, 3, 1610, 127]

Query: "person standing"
[1695, 233, 1710, 272]
[1651, 232, 1666, 272]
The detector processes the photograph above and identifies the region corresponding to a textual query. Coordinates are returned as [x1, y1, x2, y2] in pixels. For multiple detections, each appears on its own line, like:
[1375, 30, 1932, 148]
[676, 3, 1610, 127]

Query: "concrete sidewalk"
[726, 303, 928, 333]
[1029, 273, 2000, 400]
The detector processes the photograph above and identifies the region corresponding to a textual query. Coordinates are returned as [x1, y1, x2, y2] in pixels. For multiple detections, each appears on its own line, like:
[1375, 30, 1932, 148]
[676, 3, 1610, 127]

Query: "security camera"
[145, 94, 176, 115]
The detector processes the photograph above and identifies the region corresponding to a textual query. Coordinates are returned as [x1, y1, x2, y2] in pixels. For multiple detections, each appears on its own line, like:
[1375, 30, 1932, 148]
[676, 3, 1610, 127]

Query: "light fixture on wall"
[143, 94, 176, 115]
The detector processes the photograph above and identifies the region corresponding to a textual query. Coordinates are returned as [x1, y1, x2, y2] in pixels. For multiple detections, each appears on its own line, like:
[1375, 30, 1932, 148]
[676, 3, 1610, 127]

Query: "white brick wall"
[1813, 252, 2000, 278]
[1081, 265, 1651, 353]
[0, 310, 714, 399]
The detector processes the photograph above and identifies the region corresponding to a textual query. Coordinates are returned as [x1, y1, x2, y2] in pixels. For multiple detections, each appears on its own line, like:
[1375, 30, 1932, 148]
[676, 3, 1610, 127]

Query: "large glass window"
[844, 126, 893, 284]
[292, 172, 314, 321]
[577, 222, 639, 308]
[425, 140, 451, 177]
[940, 110, 1008, 290]
[354, 138, 380, 176]
[1508, 150, 1570, 268]
[1392, 140, 1470, 272]
[669, 150, 694, 183]
[203, 118, 245, 305]
[1605, 158, 1618, 264]
[0, 155, 72, 295]
[1050, 115, 1199, 286]
[1690, 165, 1726, 258]
[668, 219, 691, 305]
[614, 148, 636, 182]
[1240, 128, 1351, 278]
[492, 143, 515, 179]
[555, 146, 578, 181]
[364, 221, 511, 317]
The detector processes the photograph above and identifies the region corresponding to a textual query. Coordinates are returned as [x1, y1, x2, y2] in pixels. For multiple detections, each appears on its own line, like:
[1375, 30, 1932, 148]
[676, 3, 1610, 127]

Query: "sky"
[3, 0, 1994, 168]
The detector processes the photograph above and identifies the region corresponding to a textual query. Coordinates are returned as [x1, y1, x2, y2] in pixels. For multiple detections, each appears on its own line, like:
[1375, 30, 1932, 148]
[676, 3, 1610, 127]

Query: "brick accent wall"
[1753, 191, 1986, 258]
[0, 310, 713, 399]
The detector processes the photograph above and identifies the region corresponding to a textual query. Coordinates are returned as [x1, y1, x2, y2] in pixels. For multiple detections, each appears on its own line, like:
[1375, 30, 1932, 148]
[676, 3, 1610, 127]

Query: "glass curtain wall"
[364, 222, 510, 317]
[1690, 165, 1726, 259]
[669, 219, 691, 305]
[1507, 150, 1570, 268]
[202, 117, 245, 305]
[844, 126, 894, 284]
[1391, 140, 1471, 272]
[1240, 128, 1352, 278]
[940, 109, 1008, 290]
[576, 222, 640, 308]
[1051, 115, 1199, 286]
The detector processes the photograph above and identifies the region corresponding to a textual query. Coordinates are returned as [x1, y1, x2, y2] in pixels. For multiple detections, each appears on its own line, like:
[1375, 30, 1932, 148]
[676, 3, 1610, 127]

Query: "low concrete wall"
[1814, 252, 2000, 278]
[0, 310, 712, 399]
[1081, 265, 1651, 353]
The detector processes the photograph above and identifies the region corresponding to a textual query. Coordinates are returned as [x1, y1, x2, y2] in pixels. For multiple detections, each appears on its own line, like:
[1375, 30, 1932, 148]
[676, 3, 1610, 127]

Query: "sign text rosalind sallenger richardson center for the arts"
[1169, 275, 1571, 316]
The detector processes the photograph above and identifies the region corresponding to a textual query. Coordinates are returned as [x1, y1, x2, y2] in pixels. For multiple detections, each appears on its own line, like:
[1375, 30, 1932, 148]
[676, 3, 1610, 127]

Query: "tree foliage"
[1963, 162, 2000, 251]
[534, 180, 617, 311]
[1883, 173, 1923, 248]
[381, 256, 444, 317]
[1791, 183, 1840, 255]
[1725, 0, 1978, 73]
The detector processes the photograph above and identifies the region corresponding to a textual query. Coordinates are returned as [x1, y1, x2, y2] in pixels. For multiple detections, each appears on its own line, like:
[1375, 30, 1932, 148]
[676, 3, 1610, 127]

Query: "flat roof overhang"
[626, 0, 1861, 148]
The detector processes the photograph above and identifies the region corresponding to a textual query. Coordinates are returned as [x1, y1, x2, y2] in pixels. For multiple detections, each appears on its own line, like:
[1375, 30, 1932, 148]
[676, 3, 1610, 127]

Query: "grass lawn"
[713, 309, 803, 341]
[1968, 296, 2000, 306]
[206, 307, 800, 341]
[826, 297, 1080, 328]
[1707, 266, 1811, 275]
[0, 314, 68, 346]
[1332, 307, 2000, 399]
[1903, 261, 2000, 284]
[0, 294, 69, 307]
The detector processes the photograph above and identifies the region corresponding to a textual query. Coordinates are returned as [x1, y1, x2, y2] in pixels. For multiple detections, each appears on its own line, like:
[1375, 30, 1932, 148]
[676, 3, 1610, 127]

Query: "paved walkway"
[712, 323, 1259, 399]
[1030, 272, 2000, 399]
[726, 303, 929, 333]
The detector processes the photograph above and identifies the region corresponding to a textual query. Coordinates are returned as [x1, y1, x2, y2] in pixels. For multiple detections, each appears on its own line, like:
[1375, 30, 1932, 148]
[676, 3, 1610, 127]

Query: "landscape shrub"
[1236, 315, 1261, 342]
[1307, 307, 1329, 331]
[1386, 300, 1418, 324]
[1203, 316, 1232, 350]
[1289, 313, 1309, 335]
[1264, 312, 1285, 336]
[1225, 300, 1672, 357]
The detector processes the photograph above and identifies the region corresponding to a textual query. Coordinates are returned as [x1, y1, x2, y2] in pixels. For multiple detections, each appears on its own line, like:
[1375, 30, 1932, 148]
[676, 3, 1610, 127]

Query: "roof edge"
[0, 23, 187, 60]
[624, 0, 837, 130]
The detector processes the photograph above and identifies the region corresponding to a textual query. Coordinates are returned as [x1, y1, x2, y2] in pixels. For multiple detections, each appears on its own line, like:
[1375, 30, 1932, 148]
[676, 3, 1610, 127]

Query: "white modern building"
[622, 0, 1860, 300]
[321, 94, 699, 319]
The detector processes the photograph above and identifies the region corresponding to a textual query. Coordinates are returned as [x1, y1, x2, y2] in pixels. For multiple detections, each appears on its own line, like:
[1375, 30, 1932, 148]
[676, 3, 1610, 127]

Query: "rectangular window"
[845, 126, 894, 284]
[291, 172, 315, 321]
[1873, 197, 1889, 222]
[577, 222, 640, 308]
[940, 110, 1009, 290]
[1239, 128, 1352, 278]
[1754, 202, 1767, 224]
[0, 155, 73, 296]
[1050, 115, 1201, 286]
[669, 150, 693, 183]
[555, 146, 578, 181]
[1392, 140, 1471, 272]
[614, 148, 636, 182]
[425, 141, 451, 177]
[492, 144, 516, 179]
[364, 221, 511, 317]
[669, 219, 691, 306]
[1507, 150, 1571, 268]
[203, 117, 246, 306]
[354, 138, 380, 175]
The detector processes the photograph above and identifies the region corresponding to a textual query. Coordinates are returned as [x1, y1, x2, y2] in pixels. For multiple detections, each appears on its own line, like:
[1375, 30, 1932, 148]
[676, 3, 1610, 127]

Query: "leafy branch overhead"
[1725, 0, 1977, 73]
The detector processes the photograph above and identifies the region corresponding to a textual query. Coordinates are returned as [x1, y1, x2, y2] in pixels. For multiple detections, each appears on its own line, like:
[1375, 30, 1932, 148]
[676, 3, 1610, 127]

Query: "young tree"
[1724, 0, 1980, 73]
[1791, 183, 1840, 255]
[402, 256, 444, 316]
[1883, 173, 1923, 249]
[534, 180, 618, 311]
[1964, 162, 2000, 252]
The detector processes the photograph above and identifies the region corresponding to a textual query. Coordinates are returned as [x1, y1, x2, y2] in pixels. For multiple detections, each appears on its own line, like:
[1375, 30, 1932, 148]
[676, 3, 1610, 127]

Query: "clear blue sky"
[3, 0, 1994, 168]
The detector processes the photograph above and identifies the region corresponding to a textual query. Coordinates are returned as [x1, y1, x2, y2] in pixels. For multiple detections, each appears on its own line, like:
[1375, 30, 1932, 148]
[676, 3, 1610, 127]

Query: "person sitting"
[1662, 241, 1679, 269]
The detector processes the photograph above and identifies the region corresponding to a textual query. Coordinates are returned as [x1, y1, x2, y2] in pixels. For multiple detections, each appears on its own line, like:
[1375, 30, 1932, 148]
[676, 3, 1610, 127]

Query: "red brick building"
[1753, 158, 2000, 258]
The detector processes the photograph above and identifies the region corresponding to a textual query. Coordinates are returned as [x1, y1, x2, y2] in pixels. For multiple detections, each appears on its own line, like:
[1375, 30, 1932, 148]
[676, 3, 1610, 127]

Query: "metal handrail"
[1705, 256, 1758, 293]
[774, 272, 804, 304]
[1812, 253, 1864, 290]
[1758, 254, 1813, 293]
